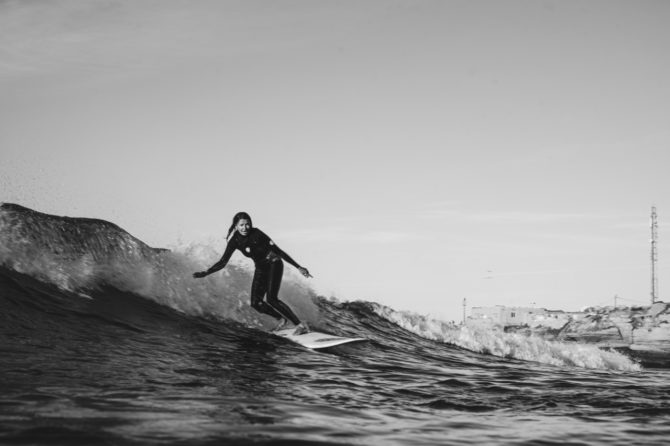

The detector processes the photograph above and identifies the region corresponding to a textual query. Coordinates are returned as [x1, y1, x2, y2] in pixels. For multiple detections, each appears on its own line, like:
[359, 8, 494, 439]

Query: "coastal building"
[468, 305, 575, 329]
[469, 305, 542, 326]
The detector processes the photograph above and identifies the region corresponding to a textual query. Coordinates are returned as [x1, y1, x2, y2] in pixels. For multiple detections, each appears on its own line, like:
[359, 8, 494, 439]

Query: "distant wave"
[370, 303, 641, 371]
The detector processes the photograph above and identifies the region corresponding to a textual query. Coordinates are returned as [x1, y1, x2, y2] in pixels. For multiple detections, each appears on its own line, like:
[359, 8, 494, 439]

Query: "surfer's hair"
[227, 211, 253, 240]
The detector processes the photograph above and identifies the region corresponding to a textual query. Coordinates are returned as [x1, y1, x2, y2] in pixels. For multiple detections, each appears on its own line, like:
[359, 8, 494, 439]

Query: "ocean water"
[1, 203, 669, 445]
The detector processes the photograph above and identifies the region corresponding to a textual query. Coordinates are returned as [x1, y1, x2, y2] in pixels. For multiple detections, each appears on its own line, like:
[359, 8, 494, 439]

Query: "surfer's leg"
[250, 266, 284, 320]
[265, 260, 301, 326]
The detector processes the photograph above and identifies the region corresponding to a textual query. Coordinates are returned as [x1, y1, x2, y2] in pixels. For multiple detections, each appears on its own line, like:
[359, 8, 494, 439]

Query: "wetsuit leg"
[264, 260, 301, 325]
[250, 266, 284, 320]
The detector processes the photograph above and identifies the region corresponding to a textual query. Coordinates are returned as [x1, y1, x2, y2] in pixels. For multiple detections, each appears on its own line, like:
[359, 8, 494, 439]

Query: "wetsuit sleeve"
[259, 229, 302, 269]
[275, 245, 302, 269]
[205, 238, 237, 275]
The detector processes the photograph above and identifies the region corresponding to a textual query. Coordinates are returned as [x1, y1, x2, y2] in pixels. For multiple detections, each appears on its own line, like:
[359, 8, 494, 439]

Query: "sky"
[2, 0, 670, 322]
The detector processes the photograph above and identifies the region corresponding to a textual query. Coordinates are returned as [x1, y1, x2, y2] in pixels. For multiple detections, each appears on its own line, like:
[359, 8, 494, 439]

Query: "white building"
[468, 305, 572, 329]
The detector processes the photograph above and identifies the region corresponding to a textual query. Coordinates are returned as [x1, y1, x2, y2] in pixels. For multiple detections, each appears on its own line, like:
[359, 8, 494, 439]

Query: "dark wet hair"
[227, 211, 253, 240]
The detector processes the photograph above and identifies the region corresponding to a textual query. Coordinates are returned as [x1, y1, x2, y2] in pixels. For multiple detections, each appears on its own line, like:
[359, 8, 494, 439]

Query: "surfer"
[193, 212, 312, 335]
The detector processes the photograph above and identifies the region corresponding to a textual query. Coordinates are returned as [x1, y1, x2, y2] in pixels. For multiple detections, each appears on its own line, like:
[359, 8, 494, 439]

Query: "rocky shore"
[554, 302, 670, 351]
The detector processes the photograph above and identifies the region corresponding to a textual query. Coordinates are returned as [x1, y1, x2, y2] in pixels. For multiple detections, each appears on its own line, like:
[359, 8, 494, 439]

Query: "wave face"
[2, 203, 670, 445]
[0, 203, 320, 325]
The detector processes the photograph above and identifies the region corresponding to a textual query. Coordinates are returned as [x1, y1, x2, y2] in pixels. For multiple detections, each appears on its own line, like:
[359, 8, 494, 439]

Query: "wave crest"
[371, 303, 642, 371]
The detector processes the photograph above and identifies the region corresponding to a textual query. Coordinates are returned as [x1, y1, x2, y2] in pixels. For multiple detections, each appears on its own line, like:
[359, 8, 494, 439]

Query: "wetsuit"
[204, 228, 302, 325]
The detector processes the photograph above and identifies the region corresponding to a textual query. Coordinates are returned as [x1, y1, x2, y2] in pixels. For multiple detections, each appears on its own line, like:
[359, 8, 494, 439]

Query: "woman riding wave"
[193, 212, 311, 335]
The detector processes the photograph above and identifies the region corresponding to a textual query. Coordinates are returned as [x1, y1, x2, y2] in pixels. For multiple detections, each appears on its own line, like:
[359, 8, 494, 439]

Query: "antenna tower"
[651, 206, 659, 304]
[462, 298, 467, 325]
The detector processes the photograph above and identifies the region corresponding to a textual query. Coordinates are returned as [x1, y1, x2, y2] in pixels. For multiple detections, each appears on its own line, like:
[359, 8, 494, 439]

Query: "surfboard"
[274, 328, 366, 349]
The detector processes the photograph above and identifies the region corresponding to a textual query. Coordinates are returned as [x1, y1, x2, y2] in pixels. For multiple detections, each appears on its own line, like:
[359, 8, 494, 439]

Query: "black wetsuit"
[204, 228, 302, 325]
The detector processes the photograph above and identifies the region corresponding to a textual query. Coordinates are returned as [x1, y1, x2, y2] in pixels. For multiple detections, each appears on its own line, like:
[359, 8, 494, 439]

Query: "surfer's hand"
[193, 271, 208, 279]
[299, 267, 312, 278]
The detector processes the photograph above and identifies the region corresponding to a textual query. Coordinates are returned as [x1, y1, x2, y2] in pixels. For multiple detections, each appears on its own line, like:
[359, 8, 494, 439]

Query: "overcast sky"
[2, 0, 670, 321]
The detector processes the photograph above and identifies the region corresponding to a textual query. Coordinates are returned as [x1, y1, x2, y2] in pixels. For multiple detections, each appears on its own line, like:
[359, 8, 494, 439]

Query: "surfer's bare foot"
[293, 322, 309, 335]
[273, 318, 288, 331]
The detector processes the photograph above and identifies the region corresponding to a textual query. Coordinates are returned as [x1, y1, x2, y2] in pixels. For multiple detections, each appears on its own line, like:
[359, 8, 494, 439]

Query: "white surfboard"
[274, 328, 366, 349]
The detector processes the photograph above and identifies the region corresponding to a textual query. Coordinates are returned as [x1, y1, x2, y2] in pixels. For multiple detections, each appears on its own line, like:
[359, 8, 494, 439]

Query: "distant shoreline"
[467, 302, 670, 365]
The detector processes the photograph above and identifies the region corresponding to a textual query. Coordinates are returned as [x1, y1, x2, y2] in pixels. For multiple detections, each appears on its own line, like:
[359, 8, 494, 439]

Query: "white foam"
[371, 303, 642, 372]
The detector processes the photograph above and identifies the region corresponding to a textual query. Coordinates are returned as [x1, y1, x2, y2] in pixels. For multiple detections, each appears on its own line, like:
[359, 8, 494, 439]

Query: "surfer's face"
[236, 219, 251, 236]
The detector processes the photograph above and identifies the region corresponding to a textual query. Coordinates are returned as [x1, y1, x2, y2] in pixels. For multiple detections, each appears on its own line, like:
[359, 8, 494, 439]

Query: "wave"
[0, 203, 643, 372]
[0, 203, 319, 329]
[370, 303, 641, 372]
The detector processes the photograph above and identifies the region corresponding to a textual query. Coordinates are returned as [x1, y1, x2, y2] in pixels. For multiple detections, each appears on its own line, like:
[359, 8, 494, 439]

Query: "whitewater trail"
[370, 303, 641, 371]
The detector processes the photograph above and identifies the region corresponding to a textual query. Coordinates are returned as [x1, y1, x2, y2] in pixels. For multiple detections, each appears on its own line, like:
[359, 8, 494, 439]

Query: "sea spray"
[168, 240, 321, 325]
[370, 302, 641, 372]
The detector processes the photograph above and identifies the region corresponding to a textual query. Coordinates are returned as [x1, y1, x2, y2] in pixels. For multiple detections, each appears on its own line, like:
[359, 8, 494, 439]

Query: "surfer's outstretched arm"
[193, 241, 236, 278]
[275, 246, 312, 278]
[257, 229, 312, 278]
